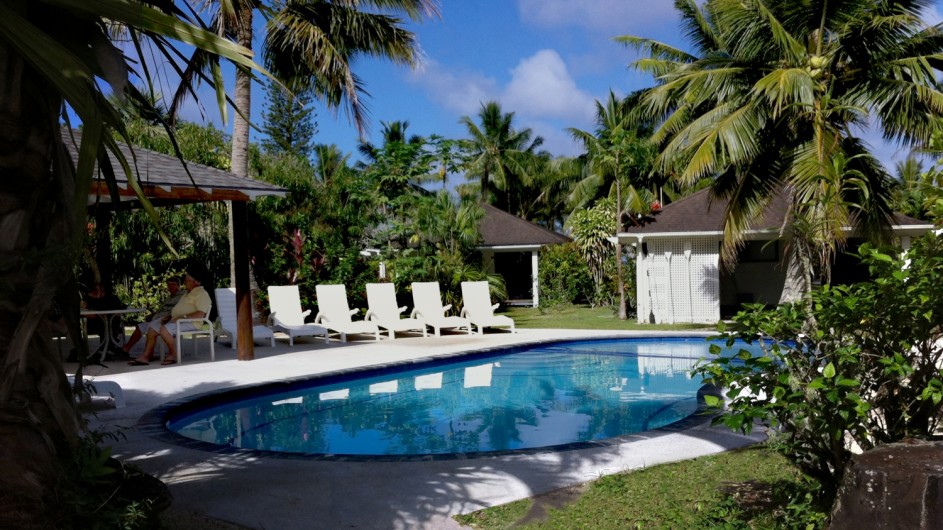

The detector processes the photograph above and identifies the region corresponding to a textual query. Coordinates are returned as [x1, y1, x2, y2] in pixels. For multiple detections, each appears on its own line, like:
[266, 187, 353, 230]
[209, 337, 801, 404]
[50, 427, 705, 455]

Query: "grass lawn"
[463, 305, 826, 529]
[454, 445, 825, 529]
[503, 304, 718, 331]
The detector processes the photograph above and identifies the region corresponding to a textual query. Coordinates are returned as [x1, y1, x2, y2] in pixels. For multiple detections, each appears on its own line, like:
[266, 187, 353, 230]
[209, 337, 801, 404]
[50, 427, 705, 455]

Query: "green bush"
[538, 242, 594, 308]
[114, 269, 184, 323]
[696, 234, 943, 503]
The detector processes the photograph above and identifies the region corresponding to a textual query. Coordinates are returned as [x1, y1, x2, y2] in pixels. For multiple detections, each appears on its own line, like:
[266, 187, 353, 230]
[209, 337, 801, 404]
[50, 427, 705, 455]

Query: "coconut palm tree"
[567, 91, 657, 319]
[0, 1, 262, 525]
[172, 0, 439, 179]
[618, 0, 943, 281]
[460, 101, 544, 210]
[312, 143, 353, 184]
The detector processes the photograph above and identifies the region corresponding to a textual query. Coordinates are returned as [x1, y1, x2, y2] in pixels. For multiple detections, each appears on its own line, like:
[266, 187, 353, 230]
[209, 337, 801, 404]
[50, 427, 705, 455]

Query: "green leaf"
[822, 362, 836, 379]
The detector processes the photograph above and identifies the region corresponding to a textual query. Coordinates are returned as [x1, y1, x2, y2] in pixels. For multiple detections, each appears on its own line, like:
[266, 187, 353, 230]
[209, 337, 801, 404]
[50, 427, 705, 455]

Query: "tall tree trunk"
[228, 6, 253, 286]
[230, 6, 253, 180]
[616, 180, 627, 320]
[0, 21, 83, 526]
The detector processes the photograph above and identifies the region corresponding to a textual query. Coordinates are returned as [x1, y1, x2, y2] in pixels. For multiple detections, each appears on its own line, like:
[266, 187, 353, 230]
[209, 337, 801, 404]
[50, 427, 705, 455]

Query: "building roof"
[63, 128, 287, 208]
[619, 188, 933, 240]
[478, 204, 571, 249]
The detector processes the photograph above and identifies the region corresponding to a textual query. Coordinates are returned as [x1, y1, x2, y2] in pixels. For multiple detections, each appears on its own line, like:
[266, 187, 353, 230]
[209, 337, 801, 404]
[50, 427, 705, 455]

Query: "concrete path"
[75, 329, 764, 529]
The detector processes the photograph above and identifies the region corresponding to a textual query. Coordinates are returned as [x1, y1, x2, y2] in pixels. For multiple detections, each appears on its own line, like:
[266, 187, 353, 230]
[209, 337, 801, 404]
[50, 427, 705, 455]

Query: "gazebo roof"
[62, 129, 287, 207]
[478, 204, 571, 250]
[618, 188, 933, 241]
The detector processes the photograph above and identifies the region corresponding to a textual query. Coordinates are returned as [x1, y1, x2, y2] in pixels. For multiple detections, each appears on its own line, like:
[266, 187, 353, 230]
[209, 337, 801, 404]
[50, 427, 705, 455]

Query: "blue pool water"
[166, 337, 757, 457]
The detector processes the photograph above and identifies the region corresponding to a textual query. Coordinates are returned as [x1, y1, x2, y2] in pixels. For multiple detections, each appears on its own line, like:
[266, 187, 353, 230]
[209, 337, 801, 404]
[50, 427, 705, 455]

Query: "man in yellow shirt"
[129, 266, 212, 366]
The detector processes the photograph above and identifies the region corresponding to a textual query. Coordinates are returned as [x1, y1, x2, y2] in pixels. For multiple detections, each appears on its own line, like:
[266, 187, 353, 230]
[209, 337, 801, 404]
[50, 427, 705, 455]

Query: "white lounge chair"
[410, 281, 472, 337]
[460, 281, 516, 334]
[215, 288, 275, 349]
[314, 284, 380, 342]
[365, 283, 427, 339]
[267, 285, 329, 346]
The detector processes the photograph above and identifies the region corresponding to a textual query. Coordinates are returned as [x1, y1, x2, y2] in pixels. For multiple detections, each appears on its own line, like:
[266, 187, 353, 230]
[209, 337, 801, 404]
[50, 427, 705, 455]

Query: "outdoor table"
[80, 307, 145, 362]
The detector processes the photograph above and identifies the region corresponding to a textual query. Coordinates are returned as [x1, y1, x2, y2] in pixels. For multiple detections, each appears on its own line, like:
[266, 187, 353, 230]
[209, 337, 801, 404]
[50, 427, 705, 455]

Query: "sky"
[178, 0, 943, 176]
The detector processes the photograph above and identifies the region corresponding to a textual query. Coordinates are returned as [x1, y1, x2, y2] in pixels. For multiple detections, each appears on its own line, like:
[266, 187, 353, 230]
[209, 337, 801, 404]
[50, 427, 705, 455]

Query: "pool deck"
[75, 328, 765, 529]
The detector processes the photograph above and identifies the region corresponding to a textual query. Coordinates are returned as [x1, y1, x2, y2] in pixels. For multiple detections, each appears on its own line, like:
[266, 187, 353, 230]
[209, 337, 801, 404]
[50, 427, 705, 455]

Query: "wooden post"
[231, 200, 254, 361]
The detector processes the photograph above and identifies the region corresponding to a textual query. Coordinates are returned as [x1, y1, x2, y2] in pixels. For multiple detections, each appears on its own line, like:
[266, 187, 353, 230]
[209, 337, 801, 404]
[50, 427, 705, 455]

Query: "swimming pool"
[164, 337, 756, 459]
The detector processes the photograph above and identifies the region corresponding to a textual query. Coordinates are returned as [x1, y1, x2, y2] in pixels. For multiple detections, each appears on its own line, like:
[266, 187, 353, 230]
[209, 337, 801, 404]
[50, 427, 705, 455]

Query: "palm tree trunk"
[228, 6, 253, 285]
[616, 180, 627, 320]
[230, 6, 253, 180]
[0, 28, 83, 526]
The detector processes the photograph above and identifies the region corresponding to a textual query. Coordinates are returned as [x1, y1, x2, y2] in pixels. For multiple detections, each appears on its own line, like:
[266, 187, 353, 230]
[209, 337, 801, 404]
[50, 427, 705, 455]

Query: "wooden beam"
[231, 201, 254, 361]
[89, 181, 250, 202]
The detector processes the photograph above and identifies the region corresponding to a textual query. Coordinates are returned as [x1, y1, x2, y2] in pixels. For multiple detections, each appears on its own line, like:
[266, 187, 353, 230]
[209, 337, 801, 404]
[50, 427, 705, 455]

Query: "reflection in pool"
[167, 337, 750, 457]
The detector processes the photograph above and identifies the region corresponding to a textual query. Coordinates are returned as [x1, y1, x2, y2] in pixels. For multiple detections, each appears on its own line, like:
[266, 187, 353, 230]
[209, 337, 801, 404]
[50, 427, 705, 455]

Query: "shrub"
[695, 234, 943, 502]
[538, 242, 594, 308]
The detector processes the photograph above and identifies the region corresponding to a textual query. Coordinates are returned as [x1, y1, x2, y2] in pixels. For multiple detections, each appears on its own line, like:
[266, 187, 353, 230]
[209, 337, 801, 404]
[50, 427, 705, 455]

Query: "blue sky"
[179, 0, 943, 173]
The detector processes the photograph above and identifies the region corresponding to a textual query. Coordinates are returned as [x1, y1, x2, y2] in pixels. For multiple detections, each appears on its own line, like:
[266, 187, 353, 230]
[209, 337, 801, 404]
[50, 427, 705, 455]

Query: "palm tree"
[619, 0, 943, 282]
[0, 1, 262, 525]
[312, 143, 352, 184]
[173, 0, 439, 179]
[567, 91, 657, 319]
[460, 101, 544, 210]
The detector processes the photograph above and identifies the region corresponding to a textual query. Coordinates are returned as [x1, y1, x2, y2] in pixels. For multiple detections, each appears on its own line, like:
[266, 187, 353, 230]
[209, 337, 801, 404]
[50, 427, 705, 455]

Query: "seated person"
[121, 276, 186, 355]
[73, 281, 126, 362]
[129, 266, 212, 366]
[82, 281, 126, 339]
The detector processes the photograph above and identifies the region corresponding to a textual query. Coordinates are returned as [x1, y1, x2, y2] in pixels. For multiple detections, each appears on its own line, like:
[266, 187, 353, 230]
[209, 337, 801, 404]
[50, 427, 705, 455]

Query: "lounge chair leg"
[340, 332, 347, 343]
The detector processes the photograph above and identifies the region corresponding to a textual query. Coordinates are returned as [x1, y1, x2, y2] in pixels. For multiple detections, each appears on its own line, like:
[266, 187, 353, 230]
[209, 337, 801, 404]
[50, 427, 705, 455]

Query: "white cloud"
[517, 0, 678, 33]
[528, 120, 582, 157]
[501, 50, 596, 124]
[407, 60, 499, 116]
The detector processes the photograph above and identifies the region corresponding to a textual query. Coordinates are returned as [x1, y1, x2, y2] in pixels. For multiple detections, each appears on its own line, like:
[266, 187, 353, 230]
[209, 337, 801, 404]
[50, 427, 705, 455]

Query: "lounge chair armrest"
[348, 308, 359, 316]
[443, 304, 452, 313]
[461, 307, 469, 318]
[314, 311, 325, 324]
[300, 309, 312, 320]
[491, 303, 499, 311]
[365, 309, 377, 321]
[411, 308, 422, 319]
[398, 306, 407, 315]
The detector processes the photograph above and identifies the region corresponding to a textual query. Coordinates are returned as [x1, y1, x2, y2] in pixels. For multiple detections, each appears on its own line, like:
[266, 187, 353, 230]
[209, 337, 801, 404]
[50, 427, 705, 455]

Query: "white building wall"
[642, 238, 720, 324]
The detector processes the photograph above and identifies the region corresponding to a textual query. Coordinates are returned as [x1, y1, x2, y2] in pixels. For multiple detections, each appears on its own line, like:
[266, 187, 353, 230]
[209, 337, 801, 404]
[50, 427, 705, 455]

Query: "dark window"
[741, 241, 778, 262]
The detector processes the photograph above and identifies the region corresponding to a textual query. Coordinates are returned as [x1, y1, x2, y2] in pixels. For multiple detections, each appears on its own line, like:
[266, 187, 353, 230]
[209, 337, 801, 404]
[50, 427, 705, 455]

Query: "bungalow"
[477, 204, 571, 307]
[616, 189, 934, 324]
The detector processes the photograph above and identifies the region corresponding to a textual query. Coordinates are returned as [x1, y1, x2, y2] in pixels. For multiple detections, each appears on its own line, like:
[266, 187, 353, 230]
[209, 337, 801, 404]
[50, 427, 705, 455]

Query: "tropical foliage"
[567, 199, 620, 308]
[537, 242, 594, 308]
[460, 101, 546, 213]
[620, 0, 943, 281]
[172, 0, 439, 177]
[697, 235, 943, 502]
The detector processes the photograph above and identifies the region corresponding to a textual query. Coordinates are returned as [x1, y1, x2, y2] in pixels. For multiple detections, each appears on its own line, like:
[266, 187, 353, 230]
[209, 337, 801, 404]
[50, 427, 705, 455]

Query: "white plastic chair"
[410, 282, 472, 337]
[365, 283, 427, 339]
[173, 315, 215, 363]
[460, 281, 516, 334]
[267, 285, 329, 346]
[215, 287, 275, 349]
[314, 284, 380, 342]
